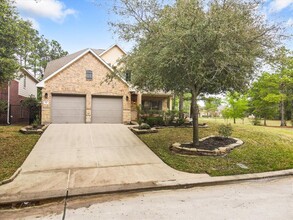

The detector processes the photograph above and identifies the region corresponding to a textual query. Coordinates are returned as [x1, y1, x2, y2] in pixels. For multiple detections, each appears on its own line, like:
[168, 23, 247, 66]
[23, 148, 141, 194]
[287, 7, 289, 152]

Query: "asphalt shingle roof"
[43, 48, 105, 79]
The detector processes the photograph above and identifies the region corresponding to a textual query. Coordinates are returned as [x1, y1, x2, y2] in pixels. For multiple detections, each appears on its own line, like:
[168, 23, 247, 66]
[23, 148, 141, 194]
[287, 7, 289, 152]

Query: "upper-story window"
[23, 75, 26, 89]
[125, 70, 131, 82]
[86, 70, 93, 80]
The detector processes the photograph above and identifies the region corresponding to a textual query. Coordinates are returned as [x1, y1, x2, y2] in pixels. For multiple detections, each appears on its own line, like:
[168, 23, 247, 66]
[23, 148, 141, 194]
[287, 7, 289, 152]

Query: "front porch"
[130, 92, 172, 121]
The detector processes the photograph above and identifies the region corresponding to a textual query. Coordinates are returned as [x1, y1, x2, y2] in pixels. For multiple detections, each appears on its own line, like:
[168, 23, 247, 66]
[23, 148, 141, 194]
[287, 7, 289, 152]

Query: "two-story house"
[37, 44, 172, 124]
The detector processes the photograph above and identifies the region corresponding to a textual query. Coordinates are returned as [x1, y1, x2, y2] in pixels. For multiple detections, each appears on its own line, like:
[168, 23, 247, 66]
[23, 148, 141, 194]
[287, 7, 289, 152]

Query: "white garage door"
[52, 95, 86, 124]
[92, 96, 122, 123]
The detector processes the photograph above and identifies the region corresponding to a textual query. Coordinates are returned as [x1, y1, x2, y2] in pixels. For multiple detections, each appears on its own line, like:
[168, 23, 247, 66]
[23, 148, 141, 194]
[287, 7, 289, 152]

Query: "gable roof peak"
[43, 48, 106, 79]
[99, 44, 127, 57]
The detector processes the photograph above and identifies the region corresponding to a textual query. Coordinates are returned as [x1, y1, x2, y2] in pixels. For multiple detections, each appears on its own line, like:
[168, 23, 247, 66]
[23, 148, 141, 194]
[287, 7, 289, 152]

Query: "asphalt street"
[1, 176, 292, 220]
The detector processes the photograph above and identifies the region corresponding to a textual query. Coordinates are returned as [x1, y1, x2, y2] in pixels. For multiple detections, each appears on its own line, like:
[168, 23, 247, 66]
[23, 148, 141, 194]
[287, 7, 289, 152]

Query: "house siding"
[41, 52, 131, 124]
[0, 80, 30, 124]
[100, 46, 125, 66]
[17, 71, 38, 98]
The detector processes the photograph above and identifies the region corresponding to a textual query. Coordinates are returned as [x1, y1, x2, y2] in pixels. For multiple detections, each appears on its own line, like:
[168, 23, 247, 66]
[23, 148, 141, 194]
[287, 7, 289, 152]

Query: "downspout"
[7, 81, 11, 124]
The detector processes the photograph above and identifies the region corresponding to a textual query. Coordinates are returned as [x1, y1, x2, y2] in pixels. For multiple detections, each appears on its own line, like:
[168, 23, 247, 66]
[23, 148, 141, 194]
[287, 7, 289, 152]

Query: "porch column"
[169, 97, 173, 110]
[137, 92, 142, 106]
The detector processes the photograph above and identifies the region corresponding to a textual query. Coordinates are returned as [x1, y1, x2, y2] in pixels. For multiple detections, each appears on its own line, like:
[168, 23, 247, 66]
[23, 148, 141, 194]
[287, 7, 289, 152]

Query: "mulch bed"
[181, 136, 237, 151]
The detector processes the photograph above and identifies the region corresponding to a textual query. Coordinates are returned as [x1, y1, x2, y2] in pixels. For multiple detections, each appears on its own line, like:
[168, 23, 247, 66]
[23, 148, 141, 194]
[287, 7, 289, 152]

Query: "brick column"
[86, 93, 91, 123]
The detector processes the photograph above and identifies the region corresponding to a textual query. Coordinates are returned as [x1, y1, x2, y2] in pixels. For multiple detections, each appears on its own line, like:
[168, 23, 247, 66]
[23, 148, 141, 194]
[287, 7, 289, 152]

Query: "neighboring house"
[37, 44, 172, 124]
[0, 68, 39, 124]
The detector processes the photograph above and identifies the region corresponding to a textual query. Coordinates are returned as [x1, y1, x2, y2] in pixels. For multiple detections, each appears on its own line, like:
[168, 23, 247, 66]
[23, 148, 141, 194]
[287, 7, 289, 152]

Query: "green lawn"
[138, 120, 293, 176]
[203, 117, 292, 127]
[0, 125, 40, 182]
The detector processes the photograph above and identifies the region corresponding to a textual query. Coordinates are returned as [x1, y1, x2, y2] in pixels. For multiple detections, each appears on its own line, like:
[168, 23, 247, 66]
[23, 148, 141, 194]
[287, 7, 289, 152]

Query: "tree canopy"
[222, 92, 248, 124]
[248, 47, 293, 126]
[0, 0, 20, 84]
[112, 0, 282, 146]
[248, 72, 279, 125]
[0, 0, 68, 85]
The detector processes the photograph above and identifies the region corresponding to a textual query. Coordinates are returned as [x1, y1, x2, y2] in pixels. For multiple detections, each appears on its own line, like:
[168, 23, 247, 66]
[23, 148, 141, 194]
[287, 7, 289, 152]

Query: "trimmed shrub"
[145, 117, 164, 127]
[139, 123, 151, 130]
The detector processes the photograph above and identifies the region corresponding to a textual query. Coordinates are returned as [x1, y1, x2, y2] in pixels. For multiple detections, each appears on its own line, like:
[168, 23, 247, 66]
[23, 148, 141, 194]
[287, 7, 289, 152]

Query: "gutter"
[7, 81, 10, 125]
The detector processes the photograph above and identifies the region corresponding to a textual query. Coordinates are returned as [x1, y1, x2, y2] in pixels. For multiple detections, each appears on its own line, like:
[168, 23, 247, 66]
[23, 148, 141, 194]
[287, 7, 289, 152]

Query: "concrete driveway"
[0, 124, 208, 204]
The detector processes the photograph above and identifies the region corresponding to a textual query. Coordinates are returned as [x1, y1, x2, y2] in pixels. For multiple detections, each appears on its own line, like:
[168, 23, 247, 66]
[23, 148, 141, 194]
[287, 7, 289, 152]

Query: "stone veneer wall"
[41, 52, 131, 124]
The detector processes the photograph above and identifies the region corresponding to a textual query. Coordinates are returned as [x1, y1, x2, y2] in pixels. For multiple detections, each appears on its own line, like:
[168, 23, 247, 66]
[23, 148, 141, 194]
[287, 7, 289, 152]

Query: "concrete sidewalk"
[0, 124, 292, 205]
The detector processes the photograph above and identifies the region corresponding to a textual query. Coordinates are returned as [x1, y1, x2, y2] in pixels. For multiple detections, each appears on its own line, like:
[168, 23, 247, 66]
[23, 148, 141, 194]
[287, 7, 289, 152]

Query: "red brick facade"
[0, 80, 29, 124]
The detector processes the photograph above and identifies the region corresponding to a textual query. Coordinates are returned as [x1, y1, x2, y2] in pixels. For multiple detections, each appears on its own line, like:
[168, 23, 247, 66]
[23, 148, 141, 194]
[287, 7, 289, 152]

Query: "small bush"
[251, 117, 261, 126]
[164, 110, 178, 126]
[175, 118, 185, 126]
[31, 115, 41, 128]
[137, 118, 143, 126]
[139, 123, 151, 130]
[0, 100, 7, 116]
[218, 124, 233, 138]
[145, 117, 164, 127]
[21, 95, 40, 109]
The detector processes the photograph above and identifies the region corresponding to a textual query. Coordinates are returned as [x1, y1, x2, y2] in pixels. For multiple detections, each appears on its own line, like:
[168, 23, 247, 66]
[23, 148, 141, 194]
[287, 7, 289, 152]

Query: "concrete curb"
[0, 168, 22, 186]
[0, 168, 292, 206]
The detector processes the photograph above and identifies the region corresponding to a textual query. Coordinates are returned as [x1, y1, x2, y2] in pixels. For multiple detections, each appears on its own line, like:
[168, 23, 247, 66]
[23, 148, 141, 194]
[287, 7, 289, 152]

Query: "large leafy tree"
[272, 47, 293, 126]
[0, 0, 20, 84]
[112, 0, 281, 146]
[16, 20, 39, 68]
[248, 72, 279, 126]
[0, 0, 68, 82]
[28, 36, 68, 77]
[222, 92, 248, 124]
[49, 40, 68, 60]
[249, 48, 293, 127]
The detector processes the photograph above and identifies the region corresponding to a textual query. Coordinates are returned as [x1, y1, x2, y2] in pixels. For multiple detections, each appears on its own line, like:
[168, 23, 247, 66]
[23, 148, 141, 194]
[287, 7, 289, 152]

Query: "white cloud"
[15, 0, 77, 23]
[269, 0, 293, 13]
[286, 18, 293, 26]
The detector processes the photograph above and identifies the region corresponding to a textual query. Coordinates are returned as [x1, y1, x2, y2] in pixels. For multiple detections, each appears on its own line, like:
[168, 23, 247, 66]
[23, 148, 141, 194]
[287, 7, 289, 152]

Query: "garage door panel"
[92, 116, 121, 124]
[92, 97, 122, 124]
[52, 96, 85, 124]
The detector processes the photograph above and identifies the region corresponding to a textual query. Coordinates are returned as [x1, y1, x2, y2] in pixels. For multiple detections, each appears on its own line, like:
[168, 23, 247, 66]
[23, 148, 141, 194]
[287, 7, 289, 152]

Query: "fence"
[0, 104, 41, 125]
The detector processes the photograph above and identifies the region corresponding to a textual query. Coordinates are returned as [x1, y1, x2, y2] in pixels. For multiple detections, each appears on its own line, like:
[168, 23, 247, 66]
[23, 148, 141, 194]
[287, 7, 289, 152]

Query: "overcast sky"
[13, 0, 293, 54]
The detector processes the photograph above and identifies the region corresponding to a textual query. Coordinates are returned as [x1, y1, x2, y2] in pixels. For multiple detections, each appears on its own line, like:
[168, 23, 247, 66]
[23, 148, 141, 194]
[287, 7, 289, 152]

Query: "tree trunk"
[179, 92, 184, 119]
[233, 118, 236, 124]
[280, 99, 286, 126]
[264, 117, 267, 126]
[191, 87, 199, 147]
[291, 100, 293, 126]
[173, 92, 176, 110]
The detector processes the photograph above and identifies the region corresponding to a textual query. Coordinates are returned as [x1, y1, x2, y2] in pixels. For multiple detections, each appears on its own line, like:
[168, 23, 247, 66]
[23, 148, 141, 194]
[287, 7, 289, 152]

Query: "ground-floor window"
[142, 100, 162, 111]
